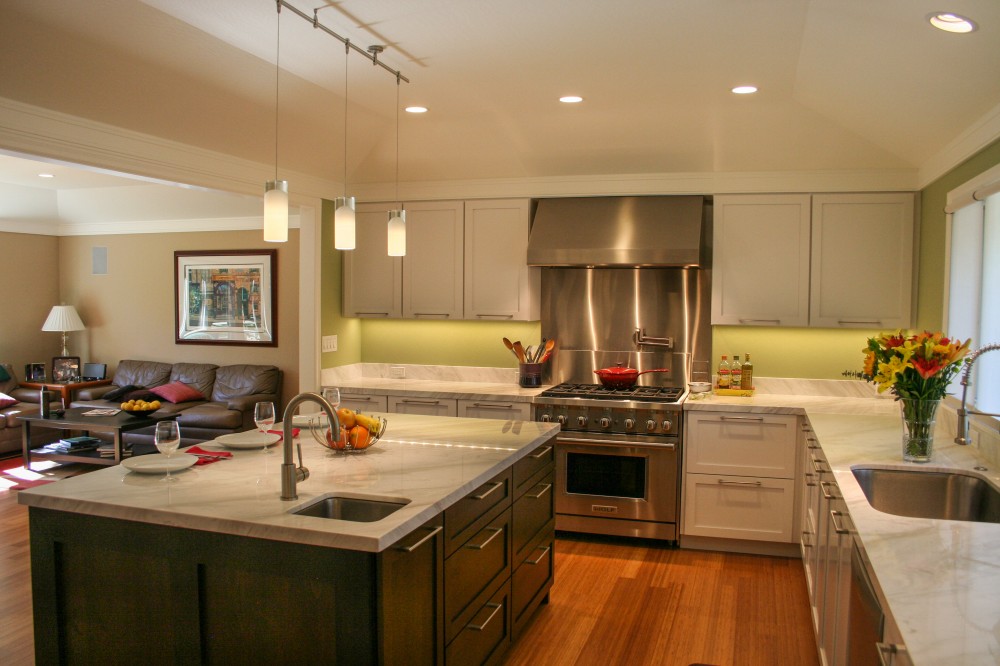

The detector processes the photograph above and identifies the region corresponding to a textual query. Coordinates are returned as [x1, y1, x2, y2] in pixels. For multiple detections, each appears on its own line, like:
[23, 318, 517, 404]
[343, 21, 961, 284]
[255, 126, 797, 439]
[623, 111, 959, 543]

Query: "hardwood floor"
[0, 483, 818, 666]
[504, 534, 819, 666]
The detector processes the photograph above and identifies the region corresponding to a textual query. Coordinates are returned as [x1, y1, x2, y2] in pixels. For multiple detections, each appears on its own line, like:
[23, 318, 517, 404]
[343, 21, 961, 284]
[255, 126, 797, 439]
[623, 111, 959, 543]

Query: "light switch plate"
[322, 335, 338, 353]
[390, 366, 405, 379]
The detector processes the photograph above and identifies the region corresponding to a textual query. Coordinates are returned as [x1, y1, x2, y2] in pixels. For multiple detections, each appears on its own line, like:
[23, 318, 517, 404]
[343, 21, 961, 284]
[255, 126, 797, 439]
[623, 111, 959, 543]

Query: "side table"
[19, 379, 112, 409]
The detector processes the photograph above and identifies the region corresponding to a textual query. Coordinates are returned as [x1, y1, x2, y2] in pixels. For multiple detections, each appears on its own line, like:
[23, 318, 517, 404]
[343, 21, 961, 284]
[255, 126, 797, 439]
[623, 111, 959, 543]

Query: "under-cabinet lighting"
[928, 13, 977, 33]
[405, 106, 428, 113]
[559, 95, 584, 104]
[732, 86, 758, 95]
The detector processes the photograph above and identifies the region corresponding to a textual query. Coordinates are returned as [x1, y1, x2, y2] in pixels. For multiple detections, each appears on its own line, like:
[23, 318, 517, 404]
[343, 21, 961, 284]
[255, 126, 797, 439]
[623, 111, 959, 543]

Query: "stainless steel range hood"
[527, 195, 707, 267]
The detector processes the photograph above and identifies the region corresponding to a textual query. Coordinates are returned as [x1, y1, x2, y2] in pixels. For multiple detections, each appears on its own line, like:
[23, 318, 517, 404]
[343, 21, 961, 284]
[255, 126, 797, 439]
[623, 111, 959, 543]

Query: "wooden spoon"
[512, 341, 527, 363]
[502, 337, 519, 361]
[539, 339, 555, 362]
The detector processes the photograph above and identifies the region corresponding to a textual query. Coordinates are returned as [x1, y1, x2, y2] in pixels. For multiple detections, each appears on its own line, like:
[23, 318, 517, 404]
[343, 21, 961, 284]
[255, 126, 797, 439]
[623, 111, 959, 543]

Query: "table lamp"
[42, 305, 86, 356]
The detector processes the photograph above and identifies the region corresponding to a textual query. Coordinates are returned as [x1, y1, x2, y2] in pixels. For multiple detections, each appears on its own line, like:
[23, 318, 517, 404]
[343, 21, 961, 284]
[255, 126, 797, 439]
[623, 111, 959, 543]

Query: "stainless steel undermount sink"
[291, 494, 410, 522]
[851, 467, 1000, 524]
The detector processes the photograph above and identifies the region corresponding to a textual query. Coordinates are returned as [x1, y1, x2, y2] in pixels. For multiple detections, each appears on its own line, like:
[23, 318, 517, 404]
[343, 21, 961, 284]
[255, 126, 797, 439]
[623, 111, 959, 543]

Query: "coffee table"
[19, 407, 178, 471]
[19, 379, 112, 409]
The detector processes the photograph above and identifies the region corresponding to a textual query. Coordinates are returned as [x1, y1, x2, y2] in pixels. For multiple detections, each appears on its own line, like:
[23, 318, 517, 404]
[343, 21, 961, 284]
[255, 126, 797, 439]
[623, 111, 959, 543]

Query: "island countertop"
[17, 413, 560, 553]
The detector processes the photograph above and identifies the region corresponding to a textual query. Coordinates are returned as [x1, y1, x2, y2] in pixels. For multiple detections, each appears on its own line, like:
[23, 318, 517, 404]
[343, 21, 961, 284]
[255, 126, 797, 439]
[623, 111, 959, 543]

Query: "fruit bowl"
[120, 399, 162, 417]
[312, 415, 387, 453]
[122, 407, 159, 417]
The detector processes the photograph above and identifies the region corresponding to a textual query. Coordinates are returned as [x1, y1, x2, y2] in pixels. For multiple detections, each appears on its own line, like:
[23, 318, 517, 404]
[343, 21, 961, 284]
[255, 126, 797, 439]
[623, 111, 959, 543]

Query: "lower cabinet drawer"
[445, 582, 511, 666]
[511, 537, 553, 639]
[445, 469, 512, 556]
[445, 510, 512, 643]
[512, 444, 554, 498]
[682, 473, 796, 542]
[338, 392, 388, 413]
[512, 470, 554, 567]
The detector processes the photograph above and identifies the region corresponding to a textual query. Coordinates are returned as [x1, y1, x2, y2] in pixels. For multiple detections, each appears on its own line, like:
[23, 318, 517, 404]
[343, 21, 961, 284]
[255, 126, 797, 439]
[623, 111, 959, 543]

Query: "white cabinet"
[712, 192, 915, 329]
[403, 200, 465, 319]
[464, 199, 539, 321]
[342, 202, 403, 318]
[810, 193, 915, 329]
[388, 394, 458, 417]
[682, 411, 799, 542]
[457, 399, 531, 421]
[712, 195, 811, 326]
[339, 392, 389, 414]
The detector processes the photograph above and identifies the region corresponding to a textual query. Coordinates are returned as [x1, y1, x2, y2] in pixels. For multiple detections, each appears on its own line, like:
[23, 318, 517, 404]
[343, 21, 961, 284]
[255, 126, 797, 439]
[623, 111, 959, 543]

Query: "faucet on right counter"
[955, 342, 1000, 445]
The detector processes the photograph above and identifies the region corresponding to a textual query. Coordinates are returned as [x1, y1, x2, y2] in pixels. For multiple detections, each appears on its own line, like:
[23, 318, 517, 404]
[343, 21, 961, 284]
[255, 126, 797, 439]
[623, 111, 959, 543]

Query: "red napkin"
[268, 428, 301, 441]
[185, 446, 233, 466]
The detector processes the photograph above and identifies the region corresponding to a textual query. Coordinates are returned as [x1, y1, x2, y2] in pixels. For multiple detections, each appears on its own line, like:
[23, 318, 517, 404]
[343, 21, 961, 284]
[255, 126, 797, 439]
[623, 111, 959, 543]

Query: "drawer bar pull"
[471, 481, 505, 501]
[346, 396, 373, 402]
[811, 458, 830, 473]
[525, 483, 552, 500]
[476, 314, 514, 319]
[356, 312, 390, 317]
[397, 525, 443, 553]
[718, 415, 765, 422]
[467, 527, 503, 550]
[526, 545, 551, 565]
[830, 510, 853, 535]
[401, 399, 442, 405]
[739, 318, 781, 325]
[413, 313, 451, 318]
[839, 319, 882, 326]
[820, 481, 841, 500]
[529, 445, 553, 459]
[717, 479, 762, 486]
[467, 602, 503, 632]
[472, 402, 515, 408]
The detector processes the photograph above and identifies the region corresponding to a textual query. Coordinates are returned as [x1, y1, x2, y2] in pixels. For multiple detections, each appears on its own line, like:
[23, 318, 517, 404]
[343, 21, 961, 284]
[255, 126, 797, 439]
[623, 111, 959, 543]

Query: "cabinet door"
[464, 199, 539, 321]
[342, 202, 402, 318]
[712, 194, 811, 326]
[457, 399, 531, 421]
[682, 473, 796, 542]
[810, 193, 915, 329]
[340, 393, 388, 414]
[388, 395, 458, 416]
[402, 200, 464, 319]
[685, 411, 798, 479]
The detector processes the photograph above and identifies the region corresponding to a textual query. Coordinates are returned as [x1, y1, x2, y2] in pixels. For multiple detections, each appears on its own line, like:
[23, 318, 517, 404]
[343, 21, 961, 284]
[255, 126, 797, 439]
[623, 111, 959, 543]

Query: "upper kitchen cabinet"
[464, 199, 539, 321]
[711, 192, 915, 329]
[809, 193, 915, 329]
[402, 200, 465, 319]
[343, 202, 403, 318]
[712, 194, 812, 327]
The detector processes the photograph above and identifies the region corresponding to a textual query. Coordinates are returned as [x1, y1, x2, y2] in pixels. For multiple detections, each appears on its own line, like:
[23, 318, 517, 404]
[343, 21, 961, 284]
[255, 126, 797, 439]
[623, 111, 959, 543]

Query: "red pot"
[593, 364, 670, 389]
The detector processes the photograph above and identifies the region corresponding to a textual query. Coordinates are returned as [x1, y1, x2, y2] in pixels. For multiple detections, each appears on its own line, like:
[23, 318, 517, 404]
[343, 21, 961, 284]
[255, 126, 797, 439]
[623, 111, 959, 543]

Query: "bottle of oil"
[731, 355, 742, 389]
[741, 353, 754, 390]
[717, 355, 731, 389]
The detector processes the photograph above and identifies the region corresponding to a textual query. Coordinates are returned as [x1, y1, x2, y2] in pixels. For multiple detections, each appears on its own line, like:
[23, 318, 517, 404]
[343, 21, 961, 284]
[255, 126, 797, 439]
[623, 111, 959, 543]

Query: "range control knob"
[599, 417, 611, 428]
[624, 418, 635, 430]
[577, 416, 588, 428]
[540, 414, 551, 423]
[661, 419, 673, 431]
[556, 415, 567, 426]
[646, 419, 657, 432]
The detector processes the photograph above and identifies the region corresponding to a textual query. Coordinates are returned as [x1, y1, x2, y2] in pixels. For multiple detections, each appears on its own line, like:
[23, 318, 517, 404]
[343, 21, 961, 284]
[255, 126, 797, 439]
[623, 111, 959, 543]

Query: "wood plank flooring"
[0, 483, 818, 666]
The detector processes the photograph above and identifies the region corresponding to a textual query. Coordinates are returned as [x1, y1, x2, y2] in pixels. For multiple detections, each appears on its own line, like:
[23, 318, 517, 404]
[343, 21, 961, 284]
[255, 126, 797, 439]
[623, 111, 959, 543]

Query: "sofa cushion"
[112, 360, 172, 389]
[213, 365, 280, 402]
[125, 389, 160, 402]
[0, 392, 17, 408]
[0, 363, 18, 395]
[0, 365, 9, 382]
[104, 384, 141, 402]
[177, 403, 244, 430]
[169, 363, 218, 399]
[150, 381, 205, 404]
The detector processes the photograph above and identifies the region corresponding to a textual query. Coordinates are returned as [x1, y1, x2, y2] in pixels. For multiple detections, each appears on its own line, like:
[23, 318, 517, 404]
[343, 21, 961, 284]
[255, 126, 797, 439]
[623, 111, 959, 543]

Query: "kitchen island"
[18, 413, 559, 665]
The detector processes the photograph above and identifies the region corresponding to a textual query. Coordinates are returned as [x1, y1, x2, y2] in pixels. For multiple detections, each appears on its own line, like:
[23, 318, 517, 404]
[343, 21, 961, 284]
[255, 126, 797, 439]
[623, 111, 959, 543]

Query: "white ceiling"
[1, 0, 999, 229]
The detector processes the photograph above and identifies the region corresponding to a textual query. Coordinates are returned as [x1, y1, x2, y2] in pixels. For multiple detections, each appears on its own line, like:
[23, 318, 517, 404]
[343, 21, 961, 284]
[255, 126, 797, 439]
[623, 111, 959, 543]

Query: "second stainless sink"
[851, 467, 1000, 524]
[291, 494, 410, 522]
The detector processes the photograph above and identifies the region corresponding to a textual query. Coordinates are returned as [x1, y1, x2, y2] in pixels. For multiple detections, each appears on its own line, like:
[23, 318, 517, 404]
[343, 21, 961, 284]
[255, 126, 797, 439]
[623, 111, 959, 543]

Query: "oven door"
[555, 432, 679, 524]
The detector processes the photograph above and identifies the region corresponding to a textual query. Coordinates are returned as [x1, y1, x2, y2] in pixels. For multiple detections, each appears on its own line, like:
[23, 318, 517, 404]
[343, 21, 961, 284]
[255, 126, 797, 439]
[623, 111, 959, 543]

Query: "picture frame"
[25, 363, 46, 382]
[51, 356, 81, 383]
[174, 249, 277, 346]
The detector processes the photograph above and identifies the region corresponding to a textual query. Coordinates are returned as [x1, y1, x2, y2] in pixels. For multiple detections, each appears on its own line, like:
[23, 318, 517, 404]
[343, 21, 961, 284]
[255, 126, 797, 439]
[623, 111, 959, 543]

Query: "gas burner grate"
[539, 383, 684, 403]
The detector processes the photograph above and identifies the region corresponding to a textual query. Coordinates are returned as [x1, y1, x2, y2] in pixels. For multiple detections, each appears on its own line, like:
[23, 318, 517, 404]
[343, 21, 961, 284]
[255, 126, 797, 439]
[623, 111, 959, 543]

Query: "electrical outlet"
[390, 366, 405, 379]
[322, 335, 338, 353]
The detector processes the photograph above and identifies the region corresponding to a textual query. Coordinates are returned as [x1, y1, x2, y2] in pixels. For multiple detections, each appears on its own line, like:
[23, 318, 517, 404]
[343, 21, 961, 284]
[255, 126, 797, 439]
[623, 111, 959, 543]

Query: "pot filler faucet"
[955, 343, 1000, 446]
[281, 392, 340, 500]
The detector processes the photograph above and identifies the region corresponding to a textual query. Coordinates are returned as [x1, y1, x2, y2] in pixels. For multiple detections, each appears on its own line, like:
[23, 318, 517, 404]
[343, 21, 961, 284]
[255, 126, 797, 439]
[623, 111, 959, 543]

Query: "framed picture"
[175, 250, 277, 346]
[25, 363, 46, 382]
[52, 357, 81, 383]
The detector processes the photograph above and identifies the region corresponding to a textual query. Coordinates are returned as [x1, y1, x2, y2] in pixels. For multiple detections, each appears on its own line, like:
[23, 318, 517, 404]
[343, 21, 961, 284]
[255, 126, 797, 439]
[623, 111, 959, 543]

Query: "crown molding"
[918, 101, 1000, 189]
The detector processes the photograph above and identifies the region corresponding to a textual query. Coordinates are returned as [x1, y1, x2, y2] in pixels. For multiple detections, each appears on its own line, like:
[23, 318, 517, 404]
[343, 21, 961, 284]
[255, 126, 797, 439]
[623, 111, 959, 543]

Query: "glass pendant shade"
[334, 196, 356, 250]
[387, 209, 406, 256]
[263, 180, 289, 242]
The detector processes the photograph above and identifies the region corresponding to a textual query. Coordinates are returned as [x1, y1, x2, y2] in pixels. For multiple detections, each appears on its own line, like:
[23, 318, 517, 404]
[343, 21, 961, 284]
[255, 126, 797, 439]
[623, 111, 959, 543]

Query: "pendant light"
[387, 72, 406, 257]
[263, 1, 288, 243]
[334, 41, 356, 250]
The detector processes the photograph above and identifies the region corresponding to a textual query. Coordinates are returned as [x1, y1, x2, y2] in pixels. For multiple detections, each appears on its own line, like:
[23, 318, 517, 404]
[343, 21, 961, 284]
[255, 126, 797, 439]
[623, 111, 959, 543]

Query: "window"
[946, 164, 1000, 413]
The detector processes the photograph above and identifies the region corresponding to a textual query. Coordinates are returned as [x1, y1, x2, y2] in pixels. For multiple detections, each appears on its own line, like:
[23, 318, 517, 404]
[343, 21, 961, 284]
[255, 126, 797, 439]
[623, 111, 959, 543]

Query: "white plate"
[293, 414, 324, 428]
[122, 453, 197, 474]
[216, 431, 281, 449]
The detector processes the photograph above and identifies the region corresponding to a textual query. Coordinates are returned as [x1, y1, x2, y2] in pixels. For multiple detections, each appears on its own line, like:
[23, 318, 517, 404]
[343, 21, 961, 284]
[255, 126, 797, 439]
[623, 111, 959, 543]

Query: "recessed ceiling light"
[559, 96, 583, 104]
[928, 12, 977, 33]
[731, 86, 758, 95]
[38, 173, 55, 178]
[405, 106, 428, 114]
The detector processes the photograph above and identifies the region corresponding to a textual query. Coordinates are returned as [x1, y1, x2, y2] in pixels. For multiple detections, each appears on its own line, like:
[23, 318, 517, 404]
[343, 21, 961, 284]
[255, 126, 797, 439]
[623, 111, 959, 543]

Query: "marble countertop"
[334, 376, 547, 402]
[17, 414, 560, 553]
[685, 392, 1000, 665]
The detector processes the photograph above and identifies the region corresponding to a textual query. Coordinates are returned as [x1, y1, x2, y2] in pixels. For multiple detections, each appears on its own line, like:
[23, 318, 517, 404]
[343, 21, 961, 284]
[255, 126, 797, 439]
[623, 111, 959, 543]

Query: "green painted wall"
[321, 138, 1000, 377]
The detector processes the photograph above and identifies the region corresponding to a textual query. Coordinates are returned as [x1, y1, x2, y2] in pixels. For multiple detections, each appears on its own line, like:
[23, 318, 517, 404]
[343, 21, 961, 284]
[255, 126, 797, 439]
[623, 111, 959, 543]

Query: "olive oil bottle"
[741, 353, 754, 390]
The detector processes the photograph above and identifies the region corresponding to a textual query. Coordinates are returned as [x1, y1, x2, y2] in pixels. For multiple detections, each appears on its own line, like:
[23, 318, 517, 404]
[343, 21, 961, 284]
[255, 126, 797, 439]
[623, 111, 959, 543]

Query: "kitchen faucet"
[955, 342, 1000, 445]
[280, 392, 340, 500]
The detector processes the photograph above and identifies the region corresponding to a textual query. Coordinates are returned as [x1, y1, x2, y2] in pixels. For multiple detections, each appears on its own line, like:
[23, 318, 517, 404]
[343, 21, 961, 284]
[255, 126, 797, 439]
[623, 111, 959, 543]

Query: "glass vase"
[899, 398, 941, 463]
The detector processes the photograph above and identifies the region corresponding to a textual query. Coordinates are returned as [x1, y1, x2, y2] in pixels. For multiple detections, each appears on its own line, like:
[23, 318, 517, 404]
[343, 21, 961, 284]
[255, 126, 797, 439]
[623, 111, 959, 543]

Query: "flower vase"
[899, 398, 941, 463]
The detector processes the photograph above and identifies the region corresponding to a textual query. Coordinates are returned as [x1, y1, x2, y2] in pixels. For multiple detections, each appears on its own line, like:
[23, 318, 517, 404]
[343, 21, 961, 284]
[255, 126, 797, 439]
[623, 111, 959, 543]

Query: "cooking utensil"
[593, 364, 670, 389]
[502, 337, 519, 360]
[538, 339, 555, 362]
[513, 341, 527, 363]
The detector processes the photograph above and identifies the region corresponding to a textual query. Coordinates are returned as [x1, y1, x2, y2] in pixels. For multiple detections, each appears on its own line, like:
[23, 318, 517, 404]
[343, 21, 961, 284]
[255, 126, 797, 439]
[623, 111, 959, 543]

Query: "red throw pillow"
[0, 392, 18, 408]
[149, 381, 205, 404]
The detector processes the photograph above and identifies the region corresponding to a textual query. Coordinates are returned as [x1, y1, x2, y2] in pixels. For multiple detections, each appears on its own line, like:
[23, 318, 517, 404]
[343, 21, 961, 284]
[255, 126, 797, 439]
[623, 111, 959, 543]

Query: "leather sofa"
[72, 360, 283, 453]
[0, 363, 61, 457]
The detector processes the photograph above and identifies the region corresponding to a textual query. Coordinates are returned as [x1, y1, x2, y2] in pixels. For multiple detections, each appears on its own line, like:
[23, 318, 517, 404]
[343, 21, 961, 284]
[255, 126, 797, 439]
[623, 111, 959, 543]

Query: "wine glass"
[254, 401, 276, 454]
[154, 420, 181, 483]
[321, 387, 341, 410]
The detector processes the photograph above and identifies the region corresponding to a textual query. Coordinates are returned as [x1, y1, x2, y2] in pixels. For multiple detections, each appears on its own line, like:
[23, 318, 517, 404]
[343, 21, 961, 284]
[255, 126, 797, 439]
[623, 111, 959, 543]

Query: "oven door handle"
[557, 436, 676, 450]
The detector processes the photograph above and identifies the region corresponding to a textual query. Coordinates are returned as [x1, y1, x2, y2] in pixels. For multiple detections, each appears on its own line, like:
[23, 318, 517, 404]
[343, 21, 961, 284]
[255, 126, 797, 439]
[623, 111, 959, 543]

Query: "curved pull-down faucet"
[280, 392, 340, 500]
[955, 343, 1000, 445]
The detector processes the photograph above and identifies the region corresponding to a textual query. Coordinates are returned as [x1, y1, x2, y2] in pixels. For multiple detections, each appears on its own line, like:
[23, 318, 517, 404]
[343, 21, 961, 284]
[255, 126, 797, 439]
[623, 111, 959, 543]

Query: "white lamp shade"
[334, 196, 356, 250]
[264, 180, 289, 242]
[387, 209, 406, 256]
[42, 305, 86, 332]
